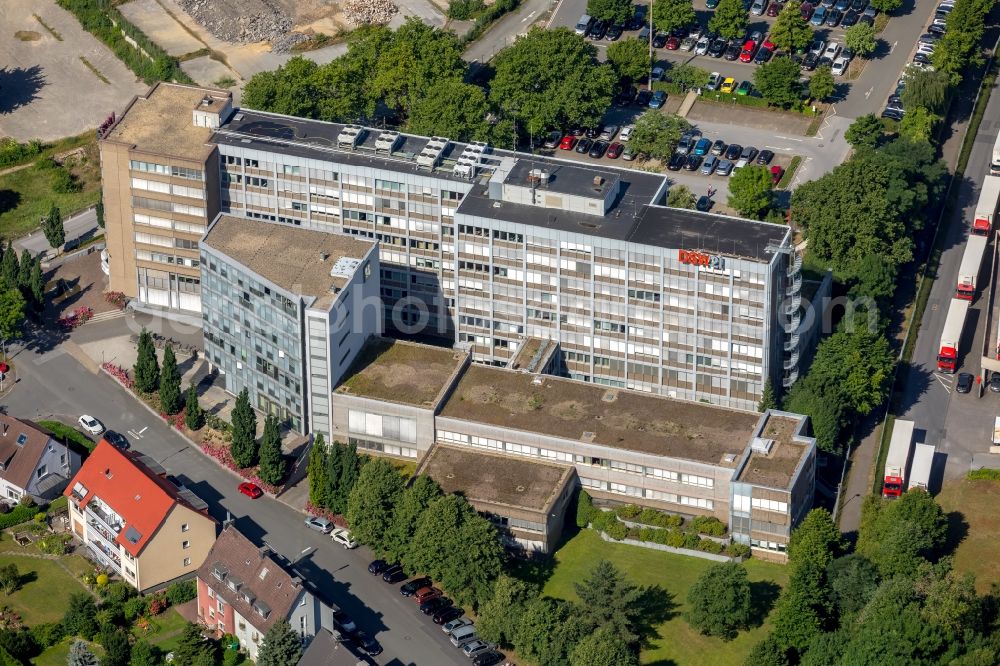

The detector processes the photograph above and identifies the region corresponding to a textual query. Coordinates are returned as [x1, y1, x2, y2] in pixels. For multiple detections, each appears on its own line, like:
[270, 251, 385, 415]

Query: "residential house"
[0, 416, 81, 503]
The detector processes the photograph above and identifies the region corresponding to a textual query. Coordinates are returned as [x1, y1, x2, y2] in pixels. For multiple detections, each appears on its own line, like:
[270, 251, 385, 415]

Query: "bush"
[36, 534, 70, 555]
[0, 504, 39, 530]
[639, 507, 683, 528]
[34, 157, 59, 171]
[575, 490, 595, 528]
[727, 542, 751, 559]
[166, 580, 197, 605]
[447, 0, 486, 19]
[100, 581, 135, 604]
[52, 168, 82, 194]
[0, 629, 38, 661]
[123, 596, 147, 622]
[0, 139, 43, 168]
[29, 623, 64, 649]
[605, 518, 628, 540]
[691, 515, 727, 536]
[697, 539, 725, 554]
[590, 509, 616, 533]
[614, 504, 643, 519]
[18, 496, 34, 508]
[683, 532, 702, 549]
[667, 529, 687, 548]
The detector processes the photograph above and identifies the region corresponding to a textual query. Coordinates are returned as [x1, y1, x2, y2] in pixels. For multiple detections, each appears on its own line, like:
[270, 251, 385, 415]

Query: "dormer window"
[212, 564, 228, 582]
[241, 590, 256, 605]
[16, 434, 27, 447]
[226, 576, 242, 592]
[252, 601, 271, 619]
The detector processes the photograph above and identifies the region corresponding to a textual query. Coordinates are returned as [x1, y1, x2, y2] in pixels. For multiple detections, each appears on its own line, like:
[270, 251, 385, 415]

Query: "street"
[4, 331, 466, 666]
[464, 0, 557, 63]
[13, 207, 101, 257]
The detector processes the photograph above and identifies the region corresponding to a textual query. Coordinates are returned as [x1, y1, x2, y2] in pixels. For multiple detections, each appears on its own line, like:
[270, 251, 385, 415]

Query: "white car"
[831, 56, 850, 76]
[808, 39, 826, 56]
[706, 71, 722, 90]
[78, 415, 104, 436]
[917, 43, 935, 55]
[619, 125, 634, 142]
[330, 528, 358, 549]
[822, 42, 841, 61]
[695, 36, 711, 55]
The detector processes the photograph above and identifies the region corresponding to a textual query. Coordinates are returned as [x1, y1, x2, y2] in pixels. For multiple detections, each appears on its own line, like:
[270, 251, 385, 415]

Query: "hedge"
[967, 468, 1000, 481]
[55, 0, 191, 84]
[614, 504, 684, 528]
[0, 504, 41, 530]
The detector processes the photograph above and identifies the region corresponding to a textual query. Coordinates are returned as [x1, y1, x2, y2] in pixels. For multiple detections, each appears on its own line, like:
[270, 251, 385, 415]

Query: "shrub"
[147, 595, 166, 616]
[32, 513, 45, 524]
[727, 542, 751, 559]
[18, 496, 34, 508]
[605, 518, 628, 540]
[691, 515, 727, 536]
[698, 539, 725, 554]
[33, 157, 58, 171]
[0, 628, 38, 661]
[575, 490, 595, 528]
[615, 504, 643, 519]
[683, 532, 702, 549]
[447, 0, 486, 19]
[637, 507, 683, 528]
[166, 580, 197, 605]
[0, 139, 43, 168]
[95, 574, 109, 587]
[590, 510, 616, 533]
[123, 597, 147, 621]
[0, 504, 36, 530]
[100, 581, 135, 604]
[29, 623, 64, 649]
[52, 168, 81, 194]
[36, 534, 71, 555]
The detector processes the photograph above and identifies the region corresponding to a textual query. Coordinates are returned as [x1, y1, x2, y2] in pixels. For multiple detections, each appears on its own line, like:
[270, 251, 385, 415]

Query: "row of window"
[132, 196, 205, 218]
[348, 437, 419, 459]
[133, 213, 204, 235]
[348, 410, 418, 444]
[580, 477, 715, 509]
[732, 495, 789, 514]
[130, 160, 203, 181]
[136, 250, 199, 268]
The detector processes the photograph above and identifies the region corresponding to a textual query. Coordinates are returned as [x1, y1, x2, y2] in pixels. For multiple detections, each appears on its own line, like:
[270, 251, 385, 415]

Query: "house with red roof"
[65, 440, 217, 591]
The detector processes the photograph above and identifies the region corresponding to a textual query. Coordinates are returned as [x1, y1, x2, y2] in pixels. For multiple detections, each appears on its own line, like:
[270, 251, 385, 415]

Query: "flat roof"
[504, 158, 620, 200]
[439, 365, 760, 465]
[630, 205, 790, 262]
[202, 215, 374, 305]
[736, 415, 810, 487]
[106, 83, 228, 158]
[336, 338, 466, 407]
[419, 444, 574, 513]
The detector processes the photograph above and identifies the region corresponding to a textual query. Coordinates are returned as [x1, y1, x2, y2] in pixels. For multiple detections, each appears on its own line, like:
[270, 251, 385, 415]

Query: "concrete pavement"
[463, 0, 557, 64]
[6, 333, 466, 666]
[13, 207, 100, 257]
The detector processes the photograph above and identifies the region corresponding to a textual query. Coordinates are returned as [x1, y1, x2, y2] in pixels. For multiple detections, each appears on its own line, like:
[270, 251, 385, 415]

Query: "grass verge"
[937, 477, 1000, 593]
[34, 638, 104, 666]
[33, 14, 63, 41]
[542, 530, 788, 666]
[778, 156, 802, 189]
[78, 57, 110, 85]
[37, 419, 95, 455]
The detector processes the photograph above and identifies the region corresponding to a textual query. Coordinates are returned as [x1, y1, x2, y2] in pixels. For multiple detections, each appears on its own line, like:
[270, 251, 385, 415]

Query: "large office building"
[100, 82, 813, 412]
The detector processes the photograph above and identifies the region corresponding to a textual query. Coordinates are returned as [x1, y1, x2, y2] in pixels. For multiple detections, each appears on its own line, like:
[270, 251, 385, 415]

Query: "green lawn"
[0, 140, 100, 240]
[37, 420, 95, 455]
[542, 530, 789, 666]
[134, 608, 188, 653]
[937, 477, 1000, 594]
[0, 553, 90, 625]
[32, 638, 103, 666]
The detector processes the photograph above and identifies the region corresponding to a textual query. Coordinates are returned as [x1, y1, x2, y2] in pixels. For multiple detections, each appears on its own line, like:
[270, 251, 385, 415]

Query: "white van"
[449, 625, 477, 647]
[575, 14, 593, 36]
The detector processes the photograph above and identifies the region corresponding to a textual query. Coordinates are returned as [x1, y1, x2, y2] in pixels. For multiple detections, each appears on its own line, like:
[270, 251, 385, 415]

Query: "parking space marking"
[774, 135, 803, 142]
[934, 374, 954, 393]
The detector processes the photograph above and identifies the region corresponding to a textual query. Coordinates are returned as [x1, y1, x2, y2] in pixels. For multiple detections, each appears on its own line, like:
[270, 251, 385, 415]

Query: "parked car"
[740, 145, 759, 162]
[860, 5, 878, 25]
[919, 32, 941, 45]
[589, 19, 609, 39]
[739, 39, 757, 62]
[800, 1, 814, 20]
[651, 66, 665, 81]
[736, 80, 753, 95]
[620, 125, 634, 142]
[575, 137, 593, 154]
[589, 141, 609, 158]
[665, 35, 681, 49]
[706, 71, 722, 90]
[541, 130, 561, 149]
[701, 155, 719, 175]
[333, 610, 357, 633]
[585, 126, 601, 138]
[810, 6, 828, 24]
[606, 142, 624, 158]
[710, 139, 727, 156]
[831, 56, 850, 76]
[851, 0, 867, 10]
[988, 372, 1000, 393]
[724, 144, 743, 160]
[717, 159, 734, 176]
[463, 640, 492, 659]
[443, 617, 473, 634]
[653, 31, 669, 48]
[104, 430, 129, 450]
[668, 153, 687, 170]
[680, 36, 697, 50]
[881, 107, 905, 120]
[706, 0, 720, 7]
[304, 516, 333, 533]
[724, 42, 742, 60]
[720, 77, 737, 93]
[622, 145, 639, 160]
[237, 482, 263, 499]
[606, 23, 624, 40]
[841, 9, 859, 25]
[382, 564, 407, 583]
[449, 625, 478, 648]
[473, 652, 506, 666]
[693, 137, 712, 155]
[330, 528, 357, 549]
[368, 559, 389, 575]
[598, 125, 619, 141]
[433, 607, 465, 625]
[756, 149, 775, 164]
[401, 577, 433, 596]
[414, 587, 444, 603]
[684, 154, 703, 170]
[635, 89, 653, 106]
[696, 195, 713, 212]
[695, 36, 711, 54]
[353, 631, 382, 657]
[753, 46, 773, 64]
[801, 52, 819, 70]
[771, 165, 785, 185]
[559, 135, 577, 150]
[649, 90, 667, 108]
[809, 38, 826, 56]
[79, 415, 104, 436]
[767, 0, 781, 15]
[825, 8, 842, 25]
[823, 42, 841, 60]
[419, 597, 452, 615]
[913, 52, 933, 64]
[708, 37, 728, 57]
[751, 0, 768, 14]
[616, 86, 637, 105]
[956, 372, 975, 394]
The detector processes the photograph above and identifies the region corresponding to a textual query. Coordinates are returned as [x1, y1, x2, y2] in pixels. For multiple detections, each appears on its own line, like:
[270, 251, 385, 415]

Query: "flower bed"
[104, 291, 128, 311]
[304, 502, 348, 528]
[57, 306, 93, 330]
[101, 362, 133, 390]
[199, 439, 279, 495]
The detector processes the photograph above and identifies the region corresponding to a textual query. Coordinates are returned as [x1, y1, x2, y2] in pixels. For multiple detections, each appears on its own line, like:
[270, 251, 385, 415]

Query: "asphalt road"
[13, 207, 100, 257]
[463, 0, 557, 63]
[4, 331, 467, 666]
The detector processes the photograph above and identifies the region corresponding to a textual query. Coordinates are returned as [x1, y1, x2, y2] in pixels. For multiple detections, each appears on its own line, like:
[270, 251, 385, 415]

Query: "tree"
[606, 39, 651, 83]
[345, 458, 404, 553]
[808, 64, 835, 102]
[0, 564, 18, 595]
[0, 289, 24, 342]
[68, 640, 99, 666]
[172, 623, 214, 666]
[899, 106, 938, 143]
[257, 415, 286, 486]
[666, 185, 695, 209]
[653, 0, 696, 34]
[758, 378, 777, 412]
[325, 440, 344, 512]
[728, 166, 773, 219]
[787, 509, 842, 572]
[476, 575, 537, 647]
[43, 204, 65, 250]
[931, 0, 989, 85]
[406, 80, 493, 142]
[335, 441, 362, 514]
[307, 435, 330, 510]
[241, 56, 323, 119]
[513, 597, 590, 666]
[901, 69, 950, 115]
[827, 554, 880, 618]
[133, 330, 160, 393]
[383, 474, 440, 564]
[95, 196, 104, 229]
[770, 561, 828, 654]
[783, 382, 845, 453]
[916, 562, 982, 635]
[843, 23, 877, 58]
[667, 63, 711, 90]
[63, 593, 99, 640]
[229, 388, 258, 469]
[184, 386, 204, 430]
[845, 113, 884, 148]
[490, 28, 617, 137]
[628, 111, 691, 160]
[29, 260, 44, 310]
[129, 641, 158, 666]
[100, 628, 131, 666]
[569, 625, 638, 666]
[686, 562, 752, 640]
[257, 619, 301, 666]
[1, 246, 18, 290]
[17, 250, 32, 295]
[159, 345, 181, 415]
[805, 325, 895, 416]
[708, 0, 748, 39]
[575, 560, 646, 644]
[857, 491, 948, 577]
[770, 1, 813, 53]
[754, 56, 801, 108]
[868, 0, 901, 12]
[576, 490, 595, 527]
[588, 0, 633, 24]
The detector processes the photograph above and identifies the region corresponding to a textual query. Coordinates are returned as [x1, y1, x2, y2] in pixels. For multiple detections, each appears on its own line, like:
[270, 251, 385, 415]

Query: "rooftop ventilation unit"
[453, 141, 489, 178]
[330, 257, 362, 279]
[751, 437, 774, 455]
[337, 125, 364, 149]
[417, 136, 449, 168]
[375, 130, 401, 153]
[526, 168, 549, 187]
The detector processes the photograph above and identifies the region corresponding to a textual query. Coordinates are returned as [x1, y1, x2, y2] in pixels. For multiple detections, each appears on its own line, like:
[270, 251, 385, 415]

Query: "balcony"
[86, 519, 119, 551]
[86, 539, 122, 571]
[85, 503, 123, 535]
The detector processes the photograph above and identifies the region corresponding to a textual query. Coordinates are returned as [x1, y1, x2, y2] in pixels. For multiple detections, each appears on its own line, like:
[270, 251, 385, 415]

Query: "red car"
[606, 142, 624, 159]
[767, 1, 781, 16]
[761, 37, 776, 51]
[559, 135, 577, 150]
[771, 165, 785, 186]
[238, 482, 263, 499]
[414, 587, 443, 603]
[665, 36, 680, 50]
[739, 40, 757, 62]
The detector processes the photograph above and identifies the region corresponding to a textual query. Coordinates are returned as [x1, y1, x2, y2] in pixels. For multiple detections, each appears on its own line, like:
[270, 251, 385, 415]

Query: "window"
[207, 588, 215, 598]
[183, 557, 191, 566]
[181, 523, 190, 532]
[752, 498, 789, 513]
[182, 541, 190, 549]
[36, 465, 47, 479]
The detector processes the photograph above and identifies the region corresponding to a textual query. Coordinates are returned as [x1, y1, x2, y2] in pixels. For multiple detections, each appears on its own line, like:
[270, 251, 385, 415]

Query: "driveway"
[0, 0, 146, 141]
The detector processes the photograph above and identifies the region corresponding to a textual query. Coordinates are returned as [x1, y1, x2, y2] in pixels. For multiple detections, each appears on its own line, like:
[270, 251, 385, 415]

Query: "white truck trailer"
[907, 443, 935, 491]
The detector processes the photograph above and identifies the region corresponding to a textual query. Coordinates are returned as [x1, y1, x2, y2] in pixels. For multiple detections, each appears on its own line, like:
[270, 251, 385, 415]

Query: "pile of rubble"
[177, 0, 292, 43]
[343, 0, 399, 26]
[271, 32, 311, 53]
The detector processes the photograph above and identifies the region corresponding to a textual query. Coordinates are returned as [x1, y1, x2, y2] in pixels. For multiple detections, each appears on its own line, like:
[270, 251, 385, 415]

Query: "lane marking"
[934, 374, 953, 393]
[774, 135, 804, 142]
[864, 86, 873, 99]
[889, 40, 898, 54]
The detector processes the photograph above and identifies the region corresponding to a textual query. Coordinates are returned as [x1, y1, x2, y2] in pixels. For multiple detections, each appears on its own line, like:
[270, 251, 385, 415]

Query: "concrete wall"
[329, 393, 436, 459]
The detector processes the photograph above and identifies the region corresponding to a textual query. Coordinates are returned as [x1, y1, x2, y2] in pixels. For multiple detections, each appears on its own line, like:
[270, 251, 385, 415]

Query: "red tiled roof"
[64, 440, 202, 556]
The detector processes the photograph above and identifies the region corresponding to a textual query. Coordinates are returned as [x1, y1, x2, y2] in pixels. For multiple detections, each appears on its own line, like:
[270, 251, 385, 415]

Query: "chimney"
[2, 423, 7, 436]
[258, 545, 270, 559]
[319, 252, 330, 262]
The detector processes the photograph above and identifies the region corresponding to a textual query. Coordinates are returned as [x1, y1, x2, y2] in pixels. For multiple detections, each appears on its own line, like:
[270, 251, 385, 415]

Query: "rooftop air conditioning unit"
[337, 125, 364, 149]
[751, 437, 774, 455]
[375, 130, 400, 153]
[416, 136, 449, 168]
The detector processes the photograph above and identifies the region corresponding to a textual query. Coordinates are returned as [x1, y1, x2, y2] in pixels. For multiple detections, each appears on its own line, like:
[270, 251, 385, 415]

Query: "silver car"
[304, 516, 333, 533]
[462, 640, 492, 658]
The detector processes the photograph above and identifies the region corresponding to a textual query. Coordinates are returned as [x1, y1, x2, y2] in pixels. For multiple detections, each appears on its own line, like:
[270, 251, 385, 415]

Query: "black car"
[683, 154, 703, 170]
[104, 430, 130, 450]
[708, 37, 728, 57]
[801, 52, 819, 70]
[724, 43, 742, 60]
[616, 86, 637, 105]
[653, 32, 669, 48]
[635, 89, 653, 106]
[589, 19, 609, 39]
[753, 47, 773, 64]
[956, 372, 975, 394]
[696, 195, 713, 212]
[710, 139, 727, 156]
[420, 597, 452, 615]
[606, 23, 624, 40]
[989, 373, 1000, 393]
[825, 8, 842, 25]
[913, 52, 932, 64]
[575, 137, 593, 154]
[589, 141, 609, 158]
[840, 9, 859, 26]
[353, 631, 383, 657]
[433, 607, 465, 625]
[400, 577, 433, 597]
[881, 107, 904, 121]
[755, 149, 775, 165]
[585, 126, 602, 139]
[927, 22, 946, 35]
[382, 565, 407, 583]
[367, 559, 388, 575]
[629, 6, 647, 29]
[667, 153, 687, 171]
[473, 652, 507, 666]
[851, 0, 867, 10]
[724, 143, 743, 160]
